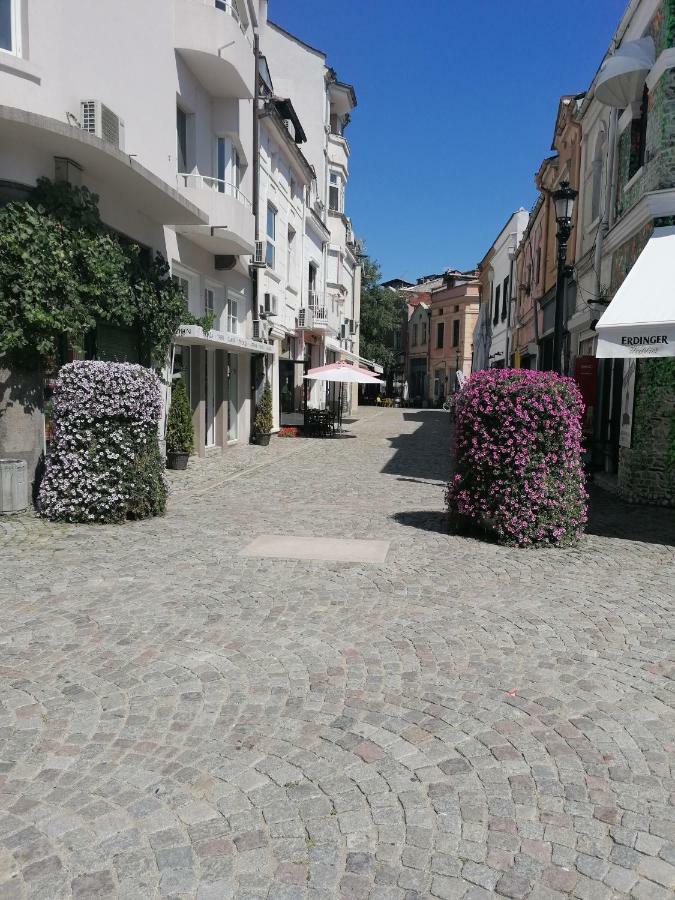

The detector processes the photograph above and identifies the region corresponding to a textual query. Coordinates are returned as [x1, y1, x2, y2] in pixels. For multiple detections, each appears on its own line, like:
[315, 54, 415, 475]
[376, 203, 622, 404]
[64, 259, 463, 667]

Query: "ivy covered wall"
[619, 359, 675, 505]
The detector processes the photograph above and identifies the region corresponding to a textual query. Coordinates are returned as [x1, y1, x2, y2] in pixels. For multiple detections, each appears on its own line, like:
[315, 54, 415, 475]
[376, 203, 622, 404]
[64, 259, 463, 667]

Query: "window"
[535, 248, 541, 285]
[412, 323, 418, 345]
[266, 203, 276, 268]
[287, 226, 296, 286]
[452, 319, 460, 347]
[227, 294, 238, 334]
[217, 137, 240, 194]
[329, 171, 341, 211]
[501, 276, 509, 321]
[436, 322, 444, 349]
[176, 107, 188, 173]
[493, 284, 500, 325]
[422, 322, 427, 344]
[591, 130, 607, 222]
[0, 0, 20, 55]
[204, 287, 214, 317]
[629, 85, 649, 179]
[308, 262, 318, 303]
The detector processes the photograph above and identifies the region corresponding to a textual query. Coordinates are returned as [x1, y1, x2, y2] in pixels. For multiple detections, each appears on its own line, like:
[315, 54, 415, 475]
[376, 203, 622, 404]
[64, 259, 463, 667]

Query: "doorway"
[228, 354, 239, 442]
[205, 349, 216, 447]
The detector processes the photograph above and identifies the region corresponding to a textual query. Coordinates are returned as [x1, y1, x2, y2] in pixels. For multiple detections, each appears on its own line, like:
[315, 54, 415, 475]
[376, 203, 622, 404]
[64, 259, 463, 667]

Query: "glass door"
[228, 354, 239, 442]
[205, 350, 216, 446]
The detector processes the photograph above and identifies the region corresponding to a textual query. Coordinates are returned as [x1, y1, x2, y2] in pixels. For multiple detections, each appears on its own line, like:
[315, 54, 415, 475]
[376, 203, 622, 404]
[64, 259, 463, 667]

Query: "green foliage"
[253, 381, 273, 435]
[165, 379, 194, 454]
[126, 442, 167, 519]
[0, 178, 195, 366]
[358, 255, 406, 377]
[631, 359, 675, 495]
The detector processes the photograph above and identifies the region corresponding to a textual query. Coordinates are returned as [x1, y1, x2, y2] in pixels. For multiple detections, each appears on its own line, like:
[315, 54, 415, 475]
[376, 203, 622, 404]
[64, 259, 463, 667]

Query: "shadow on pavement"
[381, 411, 452, 483]
[392, 510, 450, 534]
[586, 486, 675, 546]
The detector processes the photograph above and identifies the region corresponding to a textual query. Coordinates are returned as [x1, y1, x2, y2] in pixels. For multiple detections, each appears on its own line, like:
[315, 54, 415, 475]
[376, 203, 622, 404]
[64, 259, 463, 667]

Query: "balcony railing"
[308, 290, 319, 309]
[186, 0, 252, 45]
[177, 173, 252, 211]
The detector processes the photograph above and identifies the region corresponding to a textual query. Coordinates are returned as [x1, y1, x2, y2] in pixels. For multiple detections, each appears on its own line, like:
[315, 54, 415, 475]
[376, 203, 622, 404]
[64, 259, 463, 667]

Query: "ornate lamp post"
[551, 181, 578, 374]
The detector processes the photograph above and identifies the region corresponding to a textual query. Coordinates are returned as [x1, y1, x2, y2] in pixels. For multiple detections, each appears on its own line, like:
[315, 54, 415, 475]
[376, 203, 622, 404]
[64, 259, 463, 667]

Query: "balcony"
[327, 131, 349, 174]
[174, 173, 255, 255]
[174, 0, 253, 99]
[297, 303, 333, 334]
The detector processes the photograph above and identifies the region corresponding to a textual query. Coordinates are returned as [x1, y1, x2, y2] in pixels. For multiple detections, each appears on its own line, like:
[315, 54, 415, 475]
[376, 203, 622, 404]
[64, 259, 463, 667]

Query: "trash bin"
[0, 458, 28, 514]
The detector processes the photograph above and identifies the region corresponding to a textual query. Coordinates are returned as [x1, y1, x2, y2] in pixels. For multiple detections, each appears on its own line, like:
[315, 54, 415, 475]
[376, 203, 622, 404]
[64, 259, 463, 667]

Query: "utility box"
[0, 458, 28, 514]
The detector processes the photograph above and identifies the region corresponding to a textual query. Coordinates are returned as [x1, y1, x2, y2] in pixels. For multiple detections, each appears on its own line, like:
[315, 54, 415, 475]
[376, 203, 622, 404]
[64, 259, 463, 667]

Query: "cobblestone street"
[0, 408, 674, 900]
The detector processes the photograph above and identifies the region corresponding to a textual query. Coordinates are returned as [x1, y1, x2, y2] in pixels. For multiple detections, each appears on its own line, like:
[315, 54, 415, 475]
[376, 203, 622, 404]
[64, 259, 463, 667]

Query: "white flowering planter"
[0, 458, 28, 514]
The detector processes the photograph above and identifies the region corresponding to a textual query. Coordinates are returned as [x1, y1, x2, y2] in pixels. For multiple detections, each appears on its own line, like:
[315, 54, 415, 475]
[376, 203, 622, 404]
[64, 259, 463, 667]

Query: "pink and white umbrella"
[304, 361, 383, 384]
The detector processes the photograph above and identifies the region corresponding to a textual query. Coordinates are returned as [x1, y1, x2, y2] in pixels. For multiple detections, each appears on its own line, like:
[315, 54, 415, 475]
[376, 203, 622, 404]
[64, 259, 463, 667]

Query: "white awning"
[596, 227, 675, 358]
[175, 324, 274, 354]
[595, 37, 655, 107]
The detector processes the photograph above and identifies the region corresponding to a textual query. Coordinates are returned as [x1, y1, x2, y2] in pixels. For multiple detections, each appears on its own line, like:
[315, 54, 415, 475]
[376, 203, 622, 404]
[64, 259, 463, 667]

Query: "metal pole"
[552, 223, 570, 375]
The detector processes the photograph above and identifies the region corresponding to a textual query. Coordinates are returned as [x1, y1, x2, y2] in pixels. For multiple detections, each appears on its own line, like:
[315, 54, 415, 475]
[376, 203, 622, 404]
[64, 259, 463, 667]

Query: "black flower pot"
[255, 432, 271, 447]
[166, 451, 189, 470]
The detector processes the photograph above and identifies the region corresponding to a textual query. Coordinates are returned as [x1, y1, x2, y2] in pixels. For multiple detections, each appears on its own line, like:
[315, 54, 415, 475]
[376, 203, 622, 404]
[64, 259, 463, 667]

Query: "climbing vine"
[0, 178, 203, 368]
[631, 359, 675, 496]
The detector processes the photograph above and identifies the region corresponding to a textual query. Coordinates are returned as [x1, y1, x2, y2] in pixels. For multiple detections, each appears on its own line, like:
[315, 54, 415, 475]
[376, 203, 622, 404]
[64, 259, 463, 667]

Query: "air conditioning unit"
[262, 293, 278, 316]
[297, 308, 309, 328]
[80, 100, 125, 149]
[251, 240, 266, 268]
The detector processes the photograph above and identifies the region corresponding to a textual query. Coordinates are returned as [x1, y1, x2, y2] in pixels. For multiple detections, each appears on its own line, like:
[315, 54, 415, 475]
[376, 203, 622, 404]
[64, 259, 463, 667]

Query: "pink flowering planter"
[447, 369, 587, 547]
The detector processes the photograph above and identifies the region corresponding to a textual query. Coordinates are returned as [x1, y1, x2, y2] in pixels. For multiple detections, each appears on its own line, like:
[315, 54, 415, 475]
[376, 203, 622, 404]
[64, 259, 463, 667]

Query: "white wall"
[487, 209, 528, 365]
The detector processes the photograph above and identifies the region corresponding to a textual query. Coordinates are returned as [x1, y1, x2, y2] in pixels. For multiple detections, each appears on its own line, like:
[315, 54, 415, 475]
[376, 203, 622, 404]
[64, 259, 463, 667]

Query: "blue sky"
[269, 0, 626, 282]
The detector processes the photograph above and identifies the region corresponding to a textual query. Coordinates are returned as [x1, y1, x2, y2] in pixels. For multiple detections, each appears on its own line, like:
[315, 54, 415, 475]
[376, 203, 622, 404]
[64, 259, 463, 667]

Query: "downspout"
[594, 106, 618, 301]
[250, 20, 263, 435]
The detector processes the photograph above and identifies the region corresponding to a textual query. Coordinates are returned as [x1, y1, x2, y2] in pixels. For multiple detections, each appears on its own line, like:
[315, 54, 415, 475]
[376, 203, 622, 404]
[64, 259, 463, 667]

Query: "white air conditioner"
[263, 293, 278, 316]
[251, 240, 266, 268]
[80, 100, 125, 149]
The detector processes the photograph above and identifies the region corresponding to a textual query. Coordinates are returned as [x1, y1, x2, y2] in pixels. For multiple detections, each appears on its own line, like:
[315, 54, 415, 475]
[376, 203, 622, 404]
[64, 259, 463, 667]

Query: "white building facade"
[1, 0, 375, 479]
[0, 0, 273, 465]
[260, 17, 369, 420]
[481, 209, 528, 369]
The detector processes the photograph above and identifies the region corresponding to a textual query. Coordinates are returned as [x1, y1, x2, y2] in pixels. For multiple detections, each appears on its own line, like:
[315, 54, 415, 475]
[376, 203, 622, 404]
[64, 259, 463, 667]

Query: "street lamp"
[551, 180, 578, 374]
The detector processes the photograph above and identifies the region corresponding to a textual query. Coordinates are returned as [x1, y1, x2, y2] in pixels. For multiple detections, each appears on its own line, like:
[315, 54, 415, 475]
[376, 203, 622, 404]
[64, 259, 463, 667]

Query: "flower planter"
[254, 433, 271, 447]
[166, 451, 189, 470]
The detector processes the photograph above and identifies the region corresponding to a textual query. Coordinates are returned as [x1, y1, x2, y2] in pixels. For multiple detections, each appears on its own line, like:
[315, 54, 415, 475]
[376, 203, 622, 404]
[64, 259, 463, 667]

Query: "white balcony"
[327, 131, 349, 174]
[174, 0, 253, 99]
[174, 173, 255, 255]
[297, 305, 334, 335]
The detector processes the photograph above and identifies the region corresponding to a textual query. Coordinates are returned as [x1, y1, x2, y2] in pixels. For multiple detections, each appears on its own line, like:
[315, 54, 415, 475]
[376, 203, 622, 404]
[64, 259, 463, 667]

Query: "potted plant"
[253, 380, 273, 446]
[165, 378, 193, 469]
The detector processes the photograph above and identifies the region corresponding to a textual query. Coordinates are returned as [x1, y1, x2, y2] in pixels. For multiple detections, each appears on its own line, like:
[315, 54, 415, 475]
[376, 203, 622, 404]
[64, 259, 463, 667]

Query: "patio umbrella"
[304, 361, 384, 383]
[304, 361, 384, 431]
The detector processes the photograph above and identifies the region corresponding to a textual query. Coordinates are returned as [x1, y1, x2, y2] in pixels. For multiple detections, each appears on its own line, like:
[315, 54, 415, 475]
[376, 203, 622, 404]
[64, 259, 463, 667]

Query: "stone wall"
[619, 359, 675, 505]
[0, 362, 44, 501]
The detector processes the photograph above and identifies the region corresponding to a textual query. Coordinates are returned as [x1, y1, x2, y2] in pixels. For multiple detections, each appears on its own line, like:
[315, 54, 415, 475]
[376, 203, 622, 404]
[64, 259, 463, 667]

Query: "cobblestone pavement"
[0, 408, 674, 900]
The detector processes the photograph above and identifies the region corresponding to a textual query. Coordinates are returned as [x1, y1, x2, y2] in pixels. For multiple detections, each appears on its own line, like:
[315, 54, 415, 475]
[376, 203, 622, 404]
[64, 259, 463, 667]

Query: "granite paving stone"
[0, 408, 673, 898]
